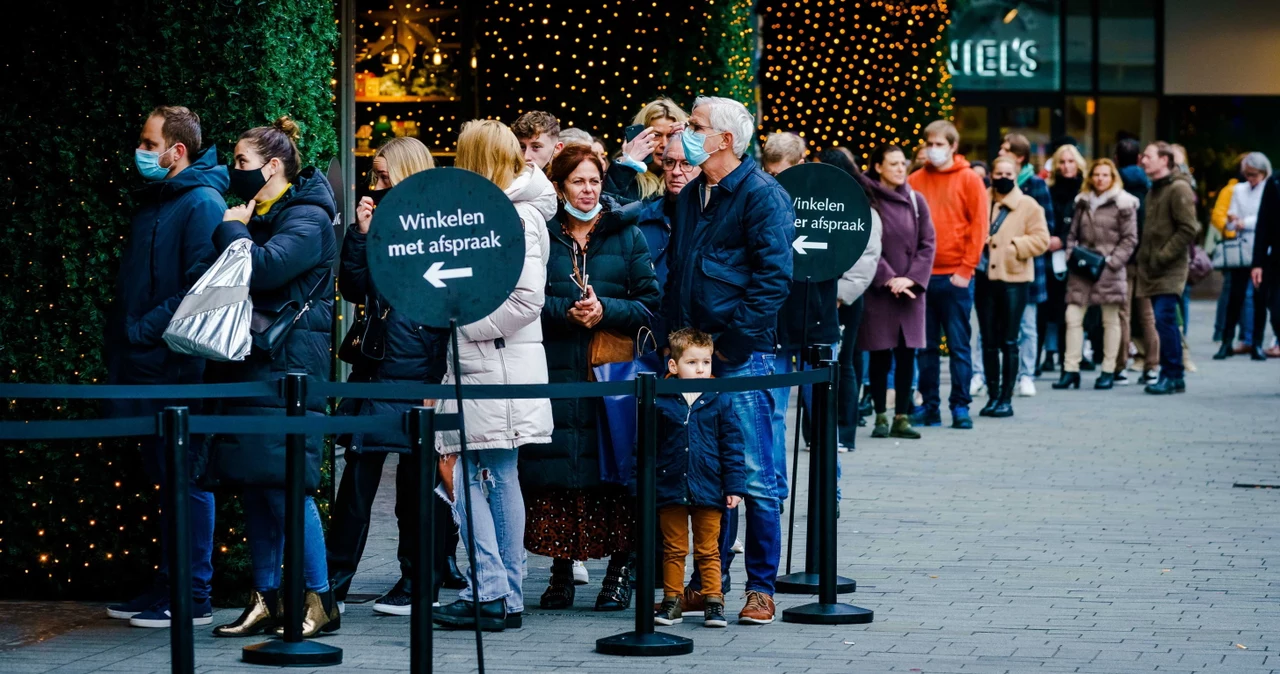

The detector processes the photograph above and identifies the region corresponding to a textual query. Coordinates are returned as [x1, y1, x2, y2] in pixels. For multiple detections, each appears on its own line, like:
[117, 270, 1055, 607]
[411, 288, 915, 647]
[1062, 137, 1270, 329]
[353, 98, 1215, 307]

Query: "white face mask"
[926, 147, 952, 168]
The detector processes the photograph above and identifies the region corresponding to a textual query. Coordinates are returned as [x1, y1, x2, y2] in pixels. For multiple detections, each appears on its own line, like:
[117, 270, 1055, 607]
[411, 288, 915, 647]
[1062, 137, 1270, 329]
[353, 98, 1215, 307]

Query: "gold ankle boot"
[275, 590, 340, 638]
[213, 590, 280, 638]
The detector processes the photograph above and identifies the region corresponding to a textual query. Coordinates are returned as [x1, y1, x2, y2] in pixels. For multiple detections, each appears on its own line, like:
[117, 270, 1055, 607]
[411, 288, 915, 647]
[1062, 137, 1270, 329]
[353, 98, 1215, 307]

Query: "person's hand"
[949, 273, 969, 288]
[422, 399, 437, 408]
[888, 277, 917, 298]
[438, 453, 458, 498]
[224, 200, 256, 224]
[355, 196, 375, 233]
[1253, 267, 1264, 288]
[1049, 236, 1063, 252]
[836, 298, 844, 308]
[622, 127, 658, 163]
[726, 495, 742, 509]
[573, 285, 604, 328]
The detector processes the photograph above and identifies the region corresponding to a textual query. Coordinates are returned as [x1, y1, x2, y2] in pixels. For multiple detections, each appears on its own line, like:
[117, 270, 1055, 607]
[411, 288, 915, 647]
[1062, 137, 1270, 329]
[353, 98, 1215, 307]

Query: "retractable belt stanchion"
[782, 360, 873, 625]
[784, 297, 813, 577]
[408, 406, 436, 674]
[778, 348, 854, 595]
[244, 373, 343, 666]
[596, 372, 693, 657]
[162, 407, 195, 674]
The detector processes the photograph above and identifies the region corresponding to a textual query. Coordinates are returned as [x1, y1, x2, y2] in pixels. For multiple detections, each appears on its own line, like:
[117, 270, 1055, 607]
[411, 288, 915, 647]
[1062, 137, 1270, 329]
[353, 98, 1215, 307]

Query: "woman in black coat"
[326, 137, 460, 617]
[523, 144, 660, 611]
[206, 117, 340, 638]
[1042, 143, 1086, 373]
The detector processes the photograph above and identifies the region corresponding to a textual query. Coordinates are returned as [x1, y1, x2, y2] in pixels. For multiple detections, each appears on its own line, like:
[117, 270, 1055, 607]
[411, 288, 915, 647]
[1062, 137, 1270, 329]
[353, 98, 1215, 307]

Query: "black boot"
[1094, 372, 1115, 389]
[1213, 342, 1234, 360]
[1251, 346, 1268, 361]
[990, 345, 1018, 418]
[595, 553, 633, 611]
[432, 598, 507, 632]
[434, 501, 467, 590]
[1052, 371, 1081, 389]
[540, 558, 575, 609]
[978, 348, 1001, 416]
[858, 389, 874, 418]
[443, 556, 467, 590]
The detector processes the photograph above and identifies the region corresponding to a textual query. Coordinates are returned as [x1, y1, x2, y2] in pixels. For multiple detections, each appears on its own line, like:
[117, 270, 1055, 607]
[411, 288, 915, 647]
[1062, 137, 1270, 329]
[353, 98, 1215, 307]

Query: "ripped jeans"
[435, 448, 525, 613]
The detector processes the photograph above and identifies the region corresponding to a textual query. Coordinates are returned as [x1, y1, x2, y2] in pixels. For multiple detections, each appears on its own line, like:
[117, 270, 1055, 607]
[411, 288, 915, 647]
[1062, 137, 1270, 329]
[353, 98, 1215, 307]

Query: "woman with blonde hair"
[608, 97, 690, 200]
[1041, 142, 1088, 373]
[1055, 158, 1138, 389]
[431, 119, 558, 631]
[327, 136, 467, 618]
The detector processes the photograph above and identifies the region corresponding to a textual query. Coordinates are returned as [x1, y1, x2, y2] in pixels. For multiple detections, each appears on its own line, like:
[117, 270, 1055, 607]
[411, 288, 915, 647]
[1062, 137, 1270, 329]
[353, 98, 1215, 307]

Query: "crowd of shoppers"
[105, 91, 1276, 639]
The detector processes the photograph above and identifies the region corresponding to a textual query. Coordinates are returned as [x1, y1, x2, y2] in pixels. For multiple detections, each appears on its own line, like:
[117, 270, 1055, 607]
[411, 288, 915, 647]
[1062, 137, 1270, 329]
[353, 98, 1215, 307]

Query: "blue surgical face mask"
[134, 144, 178, 181]
[564, 200, 602, 221]
[681, 126, 723, 167]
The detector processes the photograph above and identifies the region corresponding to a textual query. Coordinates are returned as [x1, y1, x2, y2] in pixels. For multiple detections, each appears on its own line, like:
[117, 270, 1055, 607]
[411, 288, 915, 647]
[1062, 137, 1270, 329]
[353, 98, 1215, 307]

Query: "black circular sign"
[367, 167, 526, 328]
[775, 162, 874, 282]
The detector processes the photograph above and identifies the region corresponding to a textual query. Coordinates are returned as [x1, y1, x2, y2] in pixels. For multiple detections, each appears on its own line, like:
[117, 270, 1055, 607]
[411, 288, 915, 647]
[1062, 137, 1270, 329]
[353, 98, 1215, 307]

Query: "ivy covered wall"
[0, 0, 336, 600]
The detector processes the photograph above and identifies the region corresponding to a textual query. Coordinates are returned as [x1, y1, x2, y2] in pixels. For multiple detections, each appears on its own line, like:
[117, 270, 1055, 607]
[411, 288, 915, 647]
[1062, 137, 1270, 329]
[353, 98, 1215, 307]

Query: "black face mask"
[992, 177, 1016, 195]
[368, 187, 390, 206]
[229, 166, 269, 203]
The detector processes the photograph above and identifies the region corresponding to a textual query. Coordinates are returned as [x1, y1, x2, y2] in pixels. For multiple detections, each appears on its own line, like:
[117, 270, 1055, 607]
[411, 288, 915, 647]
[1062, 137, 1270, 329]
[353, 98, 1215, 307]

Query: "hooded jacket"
[655, 391, 747, 508]
[1136, 172, 1200, 298]
[1065, 184, 1139, 307]
[106, 147, 228, 388]
[436, 165, 557, 453]
[521, 195, 660, 491]
[908, 155, 989, 280]
[205, 167, 338, 488]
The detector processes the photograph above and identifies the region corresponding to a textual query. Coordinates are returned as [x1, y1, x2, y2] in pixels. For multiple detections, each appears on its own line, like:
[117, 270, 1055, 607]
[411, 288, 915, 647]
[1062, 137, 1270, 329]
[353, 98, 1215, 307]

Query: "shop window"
[947, 0, 1061, 92]
[1065, 96, 1095, 158]
[1098, 0, 1156, 92]
[999, 107, 1053, 167]
[956, 106, 990, 164]
[1064, 0, 1092, 92]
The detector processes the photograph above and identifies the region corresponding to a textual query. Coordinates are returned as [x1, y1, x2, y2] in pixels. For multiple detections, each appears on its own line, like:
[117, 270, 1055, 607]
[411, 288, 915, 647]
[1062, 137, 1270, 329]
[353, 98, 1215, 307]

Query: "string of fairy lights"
[759, 0, 951, 163]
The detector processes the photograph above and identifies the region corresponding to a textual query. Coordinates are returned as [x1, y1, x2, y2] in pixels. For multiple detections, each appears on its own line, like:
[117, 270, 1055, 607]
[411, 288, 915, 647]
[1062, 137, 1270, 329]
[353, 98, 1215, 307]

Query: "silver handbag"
[162, 238, 254, 361]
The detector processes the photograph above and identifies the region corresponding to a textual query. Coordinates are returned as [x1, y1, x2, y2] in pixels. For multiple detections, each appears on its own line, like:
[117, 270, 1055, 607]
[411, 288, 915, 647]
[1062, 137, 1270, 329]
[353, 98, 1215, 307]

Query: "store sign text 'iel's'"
[949, 39, 1039, 79]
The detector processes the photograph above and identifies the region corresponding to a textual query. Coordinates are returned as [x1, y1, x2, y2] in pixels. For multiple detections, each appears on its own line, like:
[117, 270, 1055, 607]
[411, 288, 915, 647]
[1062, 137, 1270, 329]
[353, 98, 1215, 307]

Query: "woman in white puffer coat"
[432, 120, 556, 632]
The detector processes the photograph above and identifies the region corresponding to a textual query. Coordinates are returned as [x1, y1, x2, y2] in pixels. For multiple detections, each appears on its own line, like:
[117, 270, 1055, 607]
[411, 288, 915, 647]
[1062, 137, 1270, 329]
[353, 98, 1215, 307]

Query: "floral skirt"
[524, 488, 634, 560]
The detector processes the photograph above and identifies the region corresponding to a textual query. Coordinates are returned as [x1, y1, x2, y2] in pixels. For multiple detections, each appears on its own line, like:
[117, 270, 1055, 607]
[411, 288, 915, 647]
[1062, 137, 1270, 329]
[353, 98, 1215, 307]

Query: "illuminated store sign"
[948, 2, 1060, 91]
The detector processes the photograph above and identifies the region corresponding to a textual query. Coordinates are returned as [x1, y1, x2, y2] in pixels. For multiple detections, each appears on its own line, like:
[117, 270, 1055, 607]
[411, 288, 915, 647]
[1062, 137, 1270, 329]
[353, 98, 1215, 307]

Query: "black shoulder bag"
[975, 205, 1010, 275]
[1068, 245, 1107, 282]
[338, 296, 388, 365]
[250, 270, 332, 360]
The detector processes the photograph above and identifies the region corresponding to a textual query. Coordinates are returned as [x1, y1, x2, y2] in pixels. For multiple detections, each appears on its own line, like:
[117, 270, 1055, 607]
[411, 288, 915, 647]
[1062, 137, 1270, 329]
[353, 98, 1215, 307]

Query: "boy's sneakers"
[571, 560, 589, 585]
[654, 597, 683, 625]
[372, 581, 413, 616]
[107, 585, 167, 620]
[704, 598, 727, 628]
[738, 591, 776, 625]
[128, 598, 214, 628]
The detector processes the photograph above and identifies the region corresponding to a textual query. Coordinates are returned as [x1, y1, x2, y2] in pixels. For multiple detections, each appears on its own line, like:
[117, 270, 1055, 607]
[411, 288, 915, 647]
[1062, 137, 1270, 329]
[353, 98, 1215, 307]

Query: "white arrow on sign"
[423, 260, 474, 288]
[792, 235, 828, 255]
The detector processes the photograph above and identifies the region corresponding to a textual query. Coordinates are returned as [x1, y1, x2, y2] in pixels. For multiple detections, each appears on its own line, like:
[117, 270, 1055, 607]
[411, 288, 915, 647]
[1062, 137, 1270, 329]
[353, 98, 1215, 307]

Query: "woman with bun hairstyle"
[205, 116, 340, 638]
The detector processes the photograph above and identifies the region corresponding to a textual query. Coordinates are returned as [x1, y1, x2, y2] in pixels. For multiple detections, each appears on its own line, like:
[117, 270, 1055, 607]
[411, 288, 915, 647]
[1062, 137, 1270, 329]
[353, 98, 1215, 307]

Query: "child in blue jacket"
[654, 328, 747, 628]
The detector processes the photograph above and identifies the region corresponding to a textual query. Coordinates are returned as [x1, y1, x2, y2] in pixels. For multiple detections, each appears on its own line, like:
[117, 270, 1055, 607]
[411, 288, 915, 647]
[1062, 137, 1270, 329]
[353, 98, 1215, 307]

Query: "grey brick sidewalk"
[3, 301, 1279, 673]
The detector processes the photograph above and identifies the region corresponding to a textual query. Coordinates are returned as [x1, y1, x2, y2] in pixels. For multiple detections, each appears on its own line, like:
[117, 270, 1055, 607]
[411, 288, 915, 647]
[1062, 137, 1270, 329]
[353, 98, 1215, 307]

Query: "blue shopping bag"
[592, 329, 662, 486]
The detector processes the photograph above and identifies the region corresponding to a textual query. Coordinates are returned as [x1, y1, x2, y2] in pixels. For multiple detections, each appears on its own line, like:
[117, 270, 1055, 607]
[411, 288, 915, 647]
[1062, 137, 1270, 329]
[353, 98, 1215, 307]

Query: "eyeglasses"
[662, 158, 695, 173]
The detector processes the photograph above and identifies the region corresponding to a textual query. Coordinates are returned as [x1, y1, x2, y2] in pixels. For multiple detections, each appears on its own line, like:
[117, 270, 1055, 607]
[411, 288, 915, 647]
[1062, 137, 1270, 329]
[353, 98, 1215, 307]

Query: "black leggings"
[868, 340, 916, 415]
[976, 276, 1029, 396]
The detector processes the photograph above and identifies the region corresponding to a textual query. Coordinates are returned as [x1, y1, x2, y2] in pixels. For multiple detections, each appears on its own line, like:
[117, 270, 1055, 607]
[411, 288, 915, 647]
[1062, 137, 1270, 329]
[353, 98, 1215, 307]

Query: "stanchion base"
[782, 602, 874, 625]
[242, 639, 343, 667]
[595, 630, 694, 657]
[775, 572, 856, 595]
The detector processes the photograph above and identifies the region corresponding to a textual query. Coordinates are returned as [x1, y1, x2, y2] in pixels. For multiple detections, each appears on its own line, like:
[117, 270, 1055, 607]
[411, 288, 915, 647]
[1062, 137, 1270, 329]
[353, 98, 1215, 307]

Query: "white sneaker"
[572, 560, 589, 585]
[1016, 376, 1037, 397]
[731, 538, 745, 554]
[970, 376, 987, 397]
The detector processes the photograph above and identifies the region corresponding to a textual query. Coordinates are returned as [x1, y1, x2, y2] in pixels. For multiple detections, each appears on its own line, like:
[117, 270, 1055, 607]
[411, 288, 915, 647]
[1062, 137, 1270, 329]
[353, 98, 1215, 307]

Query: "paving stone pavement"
[3, 302, 1279, 673]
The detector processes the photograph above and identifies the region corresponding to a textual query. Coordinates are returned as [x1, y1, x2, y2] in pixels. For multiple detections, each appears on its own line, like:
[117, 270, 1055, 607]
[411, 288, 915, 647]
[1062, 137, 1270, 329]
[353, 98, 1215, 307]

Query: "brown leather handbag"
[588, 329, 635, 369]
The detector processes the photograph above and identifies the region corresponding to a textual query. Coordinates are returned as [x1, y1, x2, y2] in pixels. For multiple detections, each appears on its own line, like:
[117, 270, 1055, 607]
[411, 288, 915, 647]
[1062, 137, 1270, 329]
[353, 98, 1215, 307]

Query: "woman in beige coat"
[1054, 159, 1138, 391]
[976, 156, 1050, 418]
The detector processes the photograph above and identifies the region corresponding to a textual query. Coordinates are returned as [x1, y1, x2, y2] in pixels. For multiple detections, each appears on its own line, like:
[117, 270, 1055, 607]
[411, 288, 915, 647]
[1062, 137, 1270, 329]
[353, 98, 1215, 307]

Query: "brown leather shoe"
[738, 590, 776, 624]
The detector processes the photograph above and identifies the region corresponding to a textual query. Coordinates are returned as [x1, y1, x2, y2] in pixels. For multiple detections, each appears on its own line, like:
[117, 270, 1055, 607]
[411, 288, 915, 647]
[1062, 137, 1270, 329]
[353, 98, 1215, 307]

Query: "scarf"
[1016, 163, 1035, 188]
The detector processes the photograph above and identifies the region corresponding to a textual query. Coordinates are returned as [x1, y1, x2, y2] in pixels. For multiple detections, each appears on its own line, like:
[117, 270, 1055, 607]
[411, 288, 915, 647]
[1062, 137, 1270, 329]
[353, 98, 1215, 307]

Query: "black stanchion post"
[163, 407, 194, 674]
[783, 360, 873, 625]
[409, 406, 436, 674]
[244, 373, 343, 666]
[447, 321, 485, 673]
[784, 281, 812, 576]
[596, 372, 693, 657]
[778, 345, 854, 595]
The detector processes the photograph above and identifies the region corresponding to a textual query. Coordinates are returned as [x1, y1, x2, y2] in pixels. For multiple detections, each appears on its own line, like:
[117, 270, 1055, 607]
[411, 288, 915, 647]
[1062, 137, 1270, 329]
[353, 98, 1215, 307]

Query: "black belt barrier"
[0, 363, 867, 672]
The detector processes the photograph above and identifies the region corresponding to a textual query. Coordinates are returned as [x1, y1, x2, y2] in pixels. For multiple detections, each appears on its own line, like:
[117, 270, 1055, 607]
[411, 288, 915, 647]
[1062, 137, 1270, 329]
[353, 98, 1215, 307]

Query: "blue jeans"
[1017, 302, 1039, 379]
[141, 436, 215, 602]
[1151, 294, 1185, 379]
[772, 344, 844, 502]
[706, 352, 781, 596]
[920, 275, 974, 413]
[243, 489, 329, 593]
[437, 448, 524, 612]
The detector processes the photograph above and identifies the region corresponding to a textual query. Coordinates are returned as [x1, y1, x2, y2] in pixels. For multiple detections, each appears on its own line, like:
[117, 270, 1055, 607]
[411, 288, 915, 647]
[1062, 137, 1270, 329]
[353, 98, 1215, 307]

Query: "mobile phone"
[624, 124, 651, 164]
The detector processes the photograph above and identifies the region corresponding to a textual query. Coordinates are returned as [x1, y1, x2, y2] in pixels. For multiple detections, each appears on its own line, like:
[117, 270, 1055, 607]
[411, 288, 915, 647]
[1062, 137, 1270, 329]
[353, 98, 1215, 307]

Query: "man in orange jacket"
[907, 120, 990, 429]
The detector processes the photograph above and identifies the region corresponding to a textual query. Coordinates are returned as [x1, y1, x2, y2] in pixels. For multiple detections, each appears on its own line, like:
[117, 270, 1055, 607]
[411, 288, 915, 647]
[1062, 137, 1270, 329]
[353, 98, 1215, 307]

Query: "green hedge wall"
[0, 0, 336, 601]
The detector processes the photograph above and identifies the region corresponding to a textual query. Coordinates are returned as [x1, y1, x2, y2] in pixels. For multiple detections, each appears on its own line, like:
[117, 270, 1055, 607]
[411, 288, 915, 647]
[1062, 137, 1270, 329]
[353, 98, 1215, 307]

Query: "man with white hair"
[661, 96, 794, 625]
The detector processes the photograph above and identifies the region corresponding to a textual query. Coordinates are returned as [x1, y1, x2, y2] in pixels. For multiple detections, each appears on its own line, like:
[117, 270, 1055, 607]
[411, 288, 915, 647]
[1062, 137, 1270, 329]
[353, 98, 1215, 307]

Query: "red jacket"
[908, 155, 989, 280]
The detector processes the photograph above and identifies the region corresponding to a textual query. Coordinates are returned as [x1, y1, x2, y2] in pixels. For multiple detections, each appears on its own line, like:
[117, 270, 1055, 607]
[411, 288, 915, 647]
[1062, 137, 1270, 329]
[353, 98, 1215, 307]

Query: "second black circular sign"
[366, 167, 526, 328]
[775, 162, 874, 282]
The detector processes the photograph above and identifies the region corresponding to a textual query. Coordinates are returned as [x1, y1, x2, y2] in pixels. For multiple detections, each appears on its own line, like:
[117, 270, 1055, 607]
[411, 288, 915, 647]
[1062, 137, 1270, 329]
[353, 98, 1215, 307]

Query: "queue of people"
[105, 97, 1275, 639]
